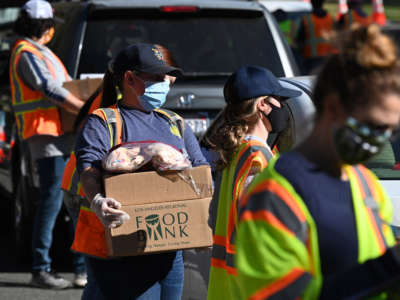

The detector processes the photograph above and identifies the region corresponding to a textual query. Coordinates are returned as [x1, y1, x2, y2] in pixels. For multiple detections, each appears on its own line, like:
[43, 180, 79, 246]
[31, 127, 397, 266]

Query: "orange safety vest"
[71, 106, 185, 258]
[302, 13, 334, 58]
[208, 139, 273, 300]
[61, 90, 103, 197]
[9, 39, 69, 140]
[343, 10, 372, 30]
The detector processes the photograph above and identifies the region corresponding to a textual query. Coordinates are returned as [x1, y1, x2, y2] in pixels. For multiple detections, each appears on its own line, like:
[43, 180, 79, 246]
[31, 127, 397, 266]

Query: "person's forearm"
[62, 92, 84, 114]
[80, 166, 103, 202]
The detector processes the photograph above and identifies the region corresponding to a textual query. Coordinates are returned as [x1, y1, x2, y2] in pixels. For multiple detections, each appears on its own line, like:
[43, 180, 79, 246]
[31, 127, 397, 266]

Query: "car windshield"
[77, 10, 285, 77]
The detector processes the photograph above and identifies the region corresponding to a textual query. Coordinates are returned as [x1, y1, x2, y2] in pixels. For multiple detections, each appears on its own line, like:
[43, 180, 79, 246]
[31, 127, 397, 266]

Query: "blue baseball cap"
[112, 43, 183, 77]
[224, 65, 301, 103]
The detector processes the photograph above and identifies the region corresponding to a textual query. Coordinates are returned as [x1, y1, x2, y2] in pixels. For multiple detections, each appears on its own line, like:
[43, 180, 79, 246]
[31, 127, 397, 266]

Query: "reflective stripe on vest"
[208, 140, 272, 300]
[237, 158, 394, 299]
[249, 268, 312, 300]
[225, 145, 272, 257]
[71, 105, 123, 258]
[154, 108, 184, 139]
[71, 107, 185, 258]
[211, 142, 272, 270]
[349, 165, 390, 258]
[303, 14, 333, 58]
[9, 40, 65, 139]
[61, 151, 84, 196]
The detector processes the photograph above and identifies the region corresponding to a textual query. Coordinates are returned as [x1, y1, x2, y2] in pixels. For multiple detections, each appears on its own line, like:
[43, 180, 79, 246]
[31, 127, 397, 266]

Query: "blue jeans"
[32, 156, 68, 272]
[82, 251, 184, 300]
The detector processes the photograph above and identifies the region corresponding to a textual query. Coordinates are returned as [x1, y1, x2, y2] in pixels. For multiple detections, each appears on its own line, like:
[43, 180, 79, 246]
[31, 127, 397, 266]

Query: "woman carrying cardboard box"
[73, 43, 208, 300]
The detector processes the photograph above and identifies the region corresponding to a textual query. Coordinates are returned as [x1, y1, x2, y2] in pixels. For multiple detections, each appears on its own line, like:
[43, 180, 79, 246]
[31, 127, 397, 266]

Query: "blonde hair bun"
[342, 24, 397, 69]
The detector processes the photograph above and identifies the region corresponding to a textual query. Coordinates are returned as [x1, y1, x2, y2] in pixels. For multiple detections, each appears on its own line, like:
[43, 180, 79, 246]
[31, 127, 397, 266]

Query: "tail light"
[160, 6, 199, 13]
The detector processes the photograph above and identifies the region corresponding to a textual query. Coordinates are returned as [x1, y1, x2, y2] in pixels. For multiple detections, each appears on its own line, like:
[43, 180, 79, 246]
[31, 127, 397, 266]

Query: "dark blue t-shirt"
[274, 151, 357, 275]
[74, 104, 208, 289]
[75, 103, 208, 174]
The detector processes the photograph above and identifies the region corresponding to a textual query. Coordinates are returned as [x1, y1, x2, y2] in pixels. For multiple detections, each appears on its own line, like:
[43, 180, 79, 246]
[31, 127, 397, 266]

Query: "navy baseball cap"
[112, 43, 183, 77]
[224, 65, 301, 103]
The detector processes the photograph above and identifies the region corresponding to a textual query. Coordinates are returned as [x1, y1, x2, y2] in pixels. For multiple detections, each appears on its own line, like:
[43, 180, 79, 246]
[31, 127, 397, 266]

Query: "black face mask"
[333, 117, 392, 165]
[262, 103, 290, 133]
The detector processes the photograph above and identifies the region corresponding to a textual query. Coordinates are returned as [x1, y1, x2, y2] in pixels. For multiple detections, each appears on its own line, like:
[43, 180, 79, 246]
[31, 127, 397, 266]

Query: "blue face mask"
[139, 79, 170, 111]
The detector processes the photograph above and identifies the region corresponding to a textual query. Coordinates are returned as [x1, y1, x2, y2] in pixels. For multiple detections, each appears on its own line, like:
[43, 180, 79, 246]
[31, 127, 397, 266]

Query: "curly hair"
[203, 75, 263, 169]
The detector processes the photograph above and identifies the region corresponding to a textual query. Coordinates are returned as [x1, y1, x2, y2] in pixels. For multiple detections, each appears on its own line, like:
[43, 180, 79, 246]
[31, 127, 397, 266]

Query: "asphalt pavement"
[0, 185, 83, 300]
[0, 167, 210, 300]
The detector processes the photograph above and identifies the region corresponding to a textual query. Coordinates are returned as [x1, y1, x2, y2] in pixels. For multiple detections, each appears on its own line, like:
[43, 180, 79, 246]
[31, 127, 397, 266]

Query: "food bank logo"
[136, 212, 189, 241]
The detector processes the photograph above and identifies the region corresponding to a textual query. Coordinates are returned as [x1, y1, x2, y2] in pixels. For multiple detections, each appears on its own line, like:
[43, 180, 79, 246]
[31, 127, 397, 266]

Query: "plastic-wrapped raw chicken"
[102, 141, 191, 173]
[144, 142, 191, 171]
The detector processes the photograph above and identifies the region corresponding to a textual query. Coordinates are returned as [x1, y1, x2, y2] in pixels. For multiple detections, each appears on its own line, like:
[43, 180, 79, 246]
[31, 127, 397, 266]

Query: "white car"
[258, 0, 312, 15]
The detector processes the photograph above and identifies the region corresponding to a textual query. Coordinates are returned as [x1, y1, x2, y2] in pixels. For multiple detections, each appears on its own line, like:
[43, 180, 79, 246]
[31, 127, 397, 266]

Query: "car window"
[0, 8, 18, 51]
[78, 9, 285, 77]
[0, 7, 19, 26]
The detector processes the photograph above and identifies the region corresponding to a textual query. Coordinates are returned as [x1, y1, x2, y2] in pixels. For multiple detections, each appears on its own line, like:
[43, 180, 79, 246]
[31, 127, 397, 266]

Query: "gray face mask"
[333, 117, 392, 164]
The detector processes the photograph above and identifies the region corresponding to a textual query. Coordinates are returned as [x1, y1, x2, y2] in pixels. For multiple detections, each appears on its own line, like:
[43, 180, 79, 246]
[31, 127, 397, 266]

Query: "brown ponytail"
[101, 68, 121, 108]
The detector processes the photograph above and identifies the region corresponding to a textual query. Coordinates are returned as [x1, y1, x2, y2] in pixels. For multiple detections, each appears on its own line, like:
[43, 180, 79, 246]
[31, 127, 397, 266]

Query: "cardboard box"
[60, 78, 102, 133]
[104, 165, 213, 257]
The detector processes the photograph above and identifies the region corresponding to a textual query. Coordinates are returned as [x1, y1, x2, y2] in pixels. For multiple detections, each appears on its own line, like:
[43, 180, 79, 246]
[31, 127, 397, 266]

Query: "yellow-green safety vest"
[236, 156, 395, 299]
[208, 139, 273, 300]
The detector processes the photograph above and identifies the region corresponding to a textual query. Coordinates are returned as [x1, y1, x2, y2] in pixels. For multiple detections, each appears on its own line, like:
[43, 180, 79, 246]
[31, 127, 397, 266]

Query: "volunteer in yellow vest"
[206, 65, 301, 300]
[73, 43, 208, 300]
[296, 0, 334, 75]
[337, 0, 372, 30]
[236, 24, 400, 299]
[10, 0, 83, 289]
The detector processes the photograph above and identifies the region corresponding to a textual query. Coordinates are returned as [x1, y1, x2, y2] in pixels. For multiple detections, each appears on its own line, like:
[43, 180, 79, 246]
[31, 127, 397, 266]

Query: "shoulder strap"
[153, 108, 185, 139]
[351, 165, 388, 250]
[92, 105, 122, 148]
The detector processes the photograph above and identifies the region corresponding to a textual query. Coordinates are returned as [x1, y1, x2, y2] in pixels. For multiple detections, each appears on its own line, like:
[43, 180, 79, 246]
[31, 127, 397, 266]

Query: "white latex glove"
[90, 193, 130, 228]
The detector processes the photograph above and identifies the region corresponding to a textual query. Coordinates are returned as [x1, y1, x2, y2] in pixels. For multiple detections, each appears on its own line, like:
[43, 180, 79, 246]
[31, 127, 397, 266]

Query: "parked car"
[258, 0, 312, 20]
[0, 0, 300, 297]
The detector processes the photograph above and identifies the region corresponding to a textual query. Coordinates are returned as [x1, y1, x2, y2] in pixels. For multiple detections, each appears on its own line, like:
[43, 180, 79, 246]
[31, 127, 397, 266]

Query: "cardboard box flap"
[59, 78, 102, 133]
[104, 165, 212, 206]
[63, 78, 102, 100]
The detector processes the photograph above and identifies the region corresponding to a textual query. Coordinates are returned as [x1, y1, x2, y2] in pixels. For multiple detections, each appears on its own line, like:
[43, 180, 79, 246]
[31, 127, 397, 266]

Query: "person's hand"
[90, 193, 130, 228]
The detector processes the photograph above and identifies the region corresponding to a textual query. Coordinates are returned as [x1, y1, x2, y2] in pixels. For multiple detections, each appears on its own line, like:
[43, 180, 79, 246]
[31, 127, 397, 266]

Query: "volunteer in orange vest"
[337, 0, 372, 30]
[9, 0, 83, 289]
[206, 65, 301, 300]
[296, 0, 334, 75]
[60, 45, 179, 289]
[236, 24, 400, 300]
[73, 43, 208, 300]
